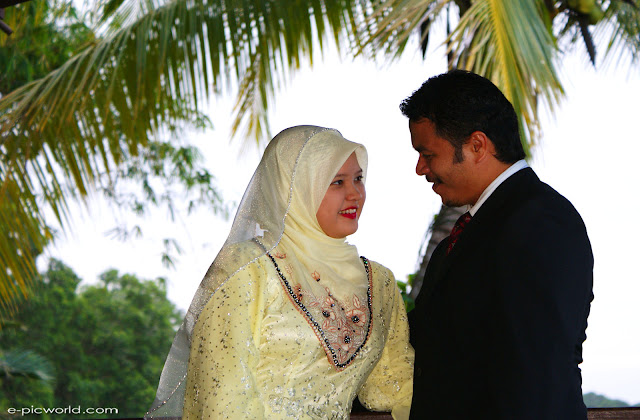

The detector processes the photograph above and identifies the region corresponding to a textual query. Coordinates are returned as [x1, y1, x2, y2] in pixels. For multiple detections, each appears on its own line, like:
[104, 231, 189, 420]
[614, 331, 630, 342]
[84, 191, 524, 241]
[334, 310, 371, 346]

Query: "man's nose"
[416, 157, 430, 176]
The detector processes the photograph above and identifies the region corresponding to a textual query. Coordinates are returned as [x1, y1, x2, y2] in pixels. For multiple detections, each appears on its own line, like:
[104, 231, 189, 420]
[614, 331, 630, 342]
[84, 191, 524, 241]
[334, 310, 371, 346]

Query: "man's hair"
[400, 69, 526, 163]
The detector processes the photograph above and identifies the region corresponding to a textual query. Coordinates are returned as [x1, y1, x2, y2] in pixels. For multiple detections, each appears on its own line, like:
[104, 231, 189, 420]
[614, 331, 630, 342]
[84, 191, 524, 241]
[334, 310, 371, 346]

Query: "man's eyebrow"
[333, 169, 364, 177]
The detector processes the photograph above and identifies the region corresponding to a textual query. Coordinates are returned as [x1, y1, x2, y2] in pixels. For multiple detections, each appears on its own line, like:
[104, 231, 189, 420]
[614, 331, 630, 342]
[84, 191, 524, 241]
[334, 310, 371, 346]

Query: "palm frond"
[0, 0, 367, 318]
[0, 348, 55, 383]
[447, 0, 564, 152]
[578, 15, 598, 65]
[358, 0, 448, 59]
[599, 0, 640, 66]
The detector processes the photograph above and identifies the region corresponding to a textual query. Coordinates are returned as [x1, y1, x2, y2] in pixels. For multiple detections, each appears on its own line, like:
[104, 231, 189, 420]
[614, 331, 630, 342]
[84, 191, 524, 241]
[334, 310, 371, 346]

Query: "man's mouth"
[339, 207, 358, 219]
[431, 180, 443, 193]
[428, 176, 443, 186]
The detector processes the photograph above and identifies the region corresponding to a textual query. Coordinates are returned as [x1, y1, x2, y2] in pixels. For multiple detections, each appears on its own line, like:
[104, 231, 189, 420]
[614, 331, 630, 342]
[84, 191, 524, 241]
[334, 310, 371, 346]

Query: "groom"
[404, 70, 593, 419]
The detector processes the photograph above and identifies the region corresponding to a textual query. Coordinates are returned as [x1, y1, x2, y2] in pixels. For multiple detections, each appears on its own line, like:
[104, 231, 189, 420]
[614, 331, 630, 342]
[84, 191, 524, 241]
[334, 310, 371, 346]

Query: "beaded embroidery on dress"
[267, 251, 373, 370]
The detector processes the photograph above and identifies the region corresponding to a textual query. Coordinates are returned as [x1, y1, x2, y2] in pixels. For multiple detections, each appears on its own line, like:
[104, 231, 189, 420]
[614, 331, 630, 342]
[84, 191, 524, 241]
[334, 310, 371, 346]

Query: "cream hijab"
[146, 125, 368, 418]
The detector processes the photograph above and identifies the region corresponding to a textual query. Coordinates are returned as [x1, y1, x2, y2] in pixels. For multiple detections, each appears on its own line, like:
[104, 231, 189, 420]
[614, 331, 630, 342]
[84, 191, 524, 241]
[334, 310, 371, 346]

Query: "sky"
[44, 38, 640, 404]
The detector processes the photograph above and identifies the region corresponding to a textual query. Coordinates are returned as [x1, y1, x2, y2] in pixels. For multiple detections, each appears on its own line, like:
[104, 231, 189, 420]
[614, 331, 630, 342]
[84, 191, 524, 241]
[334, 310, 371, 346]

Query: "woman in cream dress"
[146, 126, 413, 419]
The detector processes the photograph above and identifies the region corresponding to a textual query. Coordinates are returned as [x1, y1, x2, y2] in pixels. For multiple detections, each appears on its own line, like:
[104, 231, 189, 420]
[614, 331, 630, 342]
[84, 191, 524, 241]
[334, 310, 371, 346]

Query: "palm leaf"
[358, 0, 447, 59]
[447, 0, 564, 152]
[599, 0, 640, 66]
[358, 0, 565, 152]
[0, 348, 55, 382]
[0, 0, 367, 319]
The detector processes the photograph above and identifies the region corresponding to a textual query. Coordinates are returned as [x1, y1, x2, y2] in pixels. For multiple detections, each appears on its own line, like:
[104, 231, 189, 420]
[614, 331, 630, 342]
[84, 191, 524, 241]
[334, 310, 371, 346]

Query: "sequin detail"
[267, 253, 373, 370]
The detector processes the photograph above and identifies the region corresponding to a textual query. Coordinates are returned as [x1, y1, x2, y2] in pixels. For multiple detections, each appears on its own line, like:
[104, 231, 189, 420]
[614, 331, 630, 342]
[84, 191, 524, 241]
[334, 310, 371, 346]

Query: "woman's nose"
[346, 182, 363, 200]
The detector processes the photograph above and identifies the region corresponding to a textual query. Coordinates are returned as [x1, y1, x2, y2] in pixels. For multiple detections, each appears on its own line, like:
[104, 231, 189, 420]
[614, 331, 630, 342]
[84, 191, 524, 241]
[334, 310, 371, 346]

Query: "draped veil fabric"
[146, 126, 372, 418]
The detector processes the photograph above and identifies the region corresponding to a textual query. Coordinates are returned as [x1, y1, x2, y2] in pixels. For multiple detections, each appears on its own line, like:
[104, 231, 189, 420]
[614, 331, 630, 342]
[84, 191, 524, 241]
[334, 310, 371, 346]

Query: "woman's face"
[316, 153, 366, 238]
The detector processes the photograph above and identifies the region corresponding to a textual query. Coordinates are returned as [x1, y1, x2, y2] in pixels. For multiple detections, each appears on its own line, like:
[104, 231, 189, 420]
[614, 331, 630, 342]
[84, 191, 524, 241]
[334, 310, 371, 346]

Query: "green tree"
[0, 0, 93, 319]
[0, 259, 182, 418]
[0, 1, 224, 319]
[0, 346, 55, 420]
[1, 0, 638, 315]
[0, 1, 94, 94]
[583, 392, 633, 407]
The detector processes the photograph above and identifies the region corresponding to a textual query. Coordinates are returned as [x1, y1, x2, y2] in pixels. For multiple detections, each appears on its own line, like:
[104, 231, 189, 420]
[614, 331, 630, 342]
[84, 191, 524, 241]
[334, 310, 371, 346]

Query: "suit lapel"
[419, 168, 539, 304]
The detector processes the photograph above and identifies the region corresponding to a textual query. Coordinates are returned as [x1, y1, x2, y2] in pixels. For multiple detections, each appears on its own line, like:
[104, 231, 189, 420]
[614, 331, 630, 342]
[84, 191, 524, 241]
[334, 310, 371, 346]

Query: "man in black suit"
[404, 70, 593, 419]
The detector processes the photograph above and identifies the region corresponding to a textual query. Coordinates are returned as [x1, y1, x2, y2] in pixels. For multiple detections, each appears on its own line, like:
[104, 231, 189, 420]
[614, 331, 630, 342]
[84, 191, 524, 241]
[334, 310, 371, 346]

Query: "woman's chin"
[323, 222, 359, 239]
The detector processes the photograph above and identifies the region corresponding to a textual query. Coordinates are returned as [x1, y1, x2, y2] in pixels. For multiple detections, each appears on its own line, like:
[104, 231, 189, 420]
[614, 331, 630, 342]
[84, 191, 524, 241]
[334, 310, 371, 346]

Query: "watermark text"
[6, 405, 118, 416]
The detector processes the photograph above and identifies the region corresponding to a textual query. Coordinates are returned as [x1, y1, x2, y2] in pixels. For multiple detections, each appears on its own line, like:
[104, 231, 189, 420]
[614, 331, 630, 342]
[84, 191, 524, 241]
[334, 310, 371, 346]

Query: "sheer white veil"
[146, 125, 367, 418]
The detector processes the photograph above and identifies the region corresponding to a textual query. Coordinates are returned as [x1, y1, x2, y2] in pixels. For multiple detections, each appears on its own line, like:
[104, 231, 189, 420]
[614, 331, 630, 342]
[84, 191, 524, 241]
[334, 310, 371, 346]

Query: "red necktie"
[446, 212, 472, 255]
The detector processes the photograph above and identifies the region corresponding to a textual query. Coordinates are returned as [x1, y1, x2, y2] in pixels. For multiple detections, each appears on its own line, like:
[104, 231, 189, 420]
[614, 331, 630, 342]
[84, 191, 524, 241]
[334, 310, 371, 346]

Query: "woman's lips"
[339, 207, 358, 219]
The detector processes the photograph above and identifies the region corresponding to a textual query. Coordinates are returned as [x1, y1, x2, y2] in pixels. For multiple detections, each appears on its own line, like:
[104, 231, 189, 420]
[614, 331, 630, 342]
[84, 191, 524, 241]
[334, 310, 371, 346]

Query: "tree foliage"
[360, 0, 640, 151]
[583, 392, 634, 407]
[0, 1, 94, 94]
[0, 259, 182, 418]
[1, 0, 639, 323]
[367, 0, 640, 298]
[0, 1, 224, 318]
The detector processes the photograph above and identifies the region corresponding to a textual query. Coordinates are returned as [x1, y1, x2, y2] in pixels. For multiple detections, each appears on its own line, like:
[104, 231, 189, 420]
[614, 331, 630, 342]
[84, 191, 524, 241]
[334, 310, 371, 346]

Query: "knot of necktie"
[446, 212, 472, 255]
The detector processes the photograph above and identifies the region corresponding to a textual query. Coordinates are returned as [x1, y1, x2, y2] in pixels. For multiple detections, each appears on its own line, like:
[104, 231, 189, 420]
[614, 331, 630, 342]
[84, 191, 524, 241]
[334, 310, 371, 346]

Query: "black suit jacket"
[409, 168, 593, 420]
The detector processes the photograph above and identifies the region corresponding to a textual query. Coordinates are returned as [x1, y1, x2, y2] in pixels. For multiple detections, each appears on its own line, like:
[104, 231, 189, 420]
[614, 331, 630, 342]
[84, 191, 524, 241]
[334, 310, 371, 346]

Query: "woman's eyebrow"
[333, 169, 363, 178]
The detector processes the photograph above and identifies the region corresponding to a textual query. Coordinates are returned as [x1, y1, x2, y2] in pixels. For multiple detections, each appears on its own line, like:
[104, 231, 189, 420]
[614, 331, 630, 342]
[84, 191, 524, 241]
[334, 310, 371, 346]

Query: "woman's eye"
[331, 179, 343, 186]
[355, 175, 364, 182]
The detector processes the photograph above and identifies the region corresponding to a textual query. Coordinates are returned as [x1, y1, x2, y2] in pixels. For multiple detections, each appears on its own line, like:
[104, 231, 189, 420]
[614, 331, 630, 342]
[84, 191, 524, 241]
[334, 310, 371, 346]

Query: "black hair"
[400, 69, 525, 163]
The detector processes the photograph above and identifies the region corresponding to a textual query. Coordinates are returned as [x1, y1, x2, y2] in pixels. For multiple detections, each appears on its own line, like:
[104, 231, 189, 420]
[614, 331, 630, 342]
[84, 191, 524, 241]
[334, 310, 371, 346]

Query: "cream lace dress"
[183, 242, 413, 420]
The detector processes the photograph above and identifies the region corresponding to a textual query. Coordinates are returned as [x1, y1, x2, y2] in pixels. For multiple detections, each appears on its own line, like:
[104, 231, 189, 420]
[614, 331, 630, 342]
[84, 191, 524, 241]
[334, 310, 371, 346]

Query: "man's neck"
[469, 160, 529, 215]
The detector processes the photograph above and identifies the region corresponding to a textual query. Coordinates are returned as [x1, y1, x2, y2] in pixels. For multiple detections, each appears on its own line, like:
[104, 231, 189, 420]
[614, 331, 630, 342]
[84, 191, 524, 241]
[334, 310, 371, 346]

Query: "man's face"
[410, 119, 478, 207]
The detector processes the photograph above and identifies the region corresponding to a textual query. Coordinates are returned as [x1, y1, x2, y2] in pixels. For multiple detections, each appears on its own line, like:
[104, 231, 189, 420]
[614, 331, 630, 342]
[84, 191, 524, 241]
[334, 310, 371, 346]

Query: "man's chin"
[441, 197, 464, 208]
[434, 186, 465, 207]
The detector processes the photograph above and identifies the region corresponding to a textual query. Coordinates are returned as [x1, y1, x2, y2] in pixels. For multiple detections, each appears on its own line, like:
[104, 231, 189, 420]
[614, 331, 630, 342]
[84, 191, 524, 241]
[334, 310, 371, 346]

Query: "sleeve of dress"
[182, 261, 267, 419]
[357, 265, 414, 420]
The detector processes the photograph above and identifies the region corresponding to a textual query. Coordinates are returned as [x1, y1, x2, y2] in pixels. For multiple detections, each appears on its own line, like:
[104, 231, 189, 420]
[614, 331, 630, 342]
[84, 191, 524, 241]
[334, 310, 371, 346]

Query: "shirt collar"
[467, 159, 529, 216]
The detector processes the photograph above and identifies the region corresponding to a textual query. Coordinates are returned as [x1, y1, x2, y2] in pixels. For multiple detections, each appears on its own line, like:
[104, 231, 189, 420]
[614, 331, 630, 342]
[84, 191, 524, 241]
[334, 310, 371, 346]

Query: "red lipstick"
[339, 206, 358, 219]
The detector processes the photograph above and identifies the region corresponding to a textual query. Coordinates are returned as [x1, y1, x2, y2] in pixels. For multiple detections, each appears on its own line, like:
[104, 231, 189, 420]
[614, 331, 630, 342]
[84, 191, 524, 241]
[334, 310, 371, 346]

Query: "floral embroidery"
[311, 271, 321, 282]
[301, 287, 370, 364]
[284, 264, 294, 275]
[293, 284, 304, 301]
[346, 295, 367, 328]
[273, 251, 287, 259]
[266, 253, 372, 370]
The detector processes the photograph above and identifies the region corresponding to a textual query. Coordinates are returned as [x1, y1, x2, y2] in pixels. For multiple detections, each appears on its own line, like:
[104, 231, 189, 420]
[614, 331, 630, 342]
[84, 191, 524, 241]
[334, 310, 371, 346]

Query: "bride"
[146, 125, 413, 419]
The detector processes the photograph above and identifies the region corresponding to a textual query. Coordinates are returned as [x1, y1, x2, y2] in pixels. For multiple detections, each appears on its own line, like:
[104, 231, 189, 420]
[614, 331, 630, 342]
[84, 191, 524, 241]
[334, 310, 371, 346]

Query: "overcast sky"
[45, 38, 640, 404]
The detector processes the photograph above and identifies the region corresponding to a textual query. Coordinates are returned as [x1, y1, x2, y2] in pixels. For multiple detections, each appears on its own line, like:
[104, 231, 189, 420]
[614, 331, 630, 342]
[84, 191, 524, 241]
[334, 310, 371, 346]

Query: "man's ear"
[468, 131, 492, 163]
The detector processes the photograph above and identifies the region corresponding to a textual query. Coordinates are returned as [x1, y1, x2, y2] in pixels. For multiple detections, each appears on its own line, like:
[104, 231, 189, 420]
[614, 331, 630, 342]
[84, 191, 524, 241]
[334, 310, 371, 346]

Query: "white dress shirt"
[467, 159, 529, 217]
